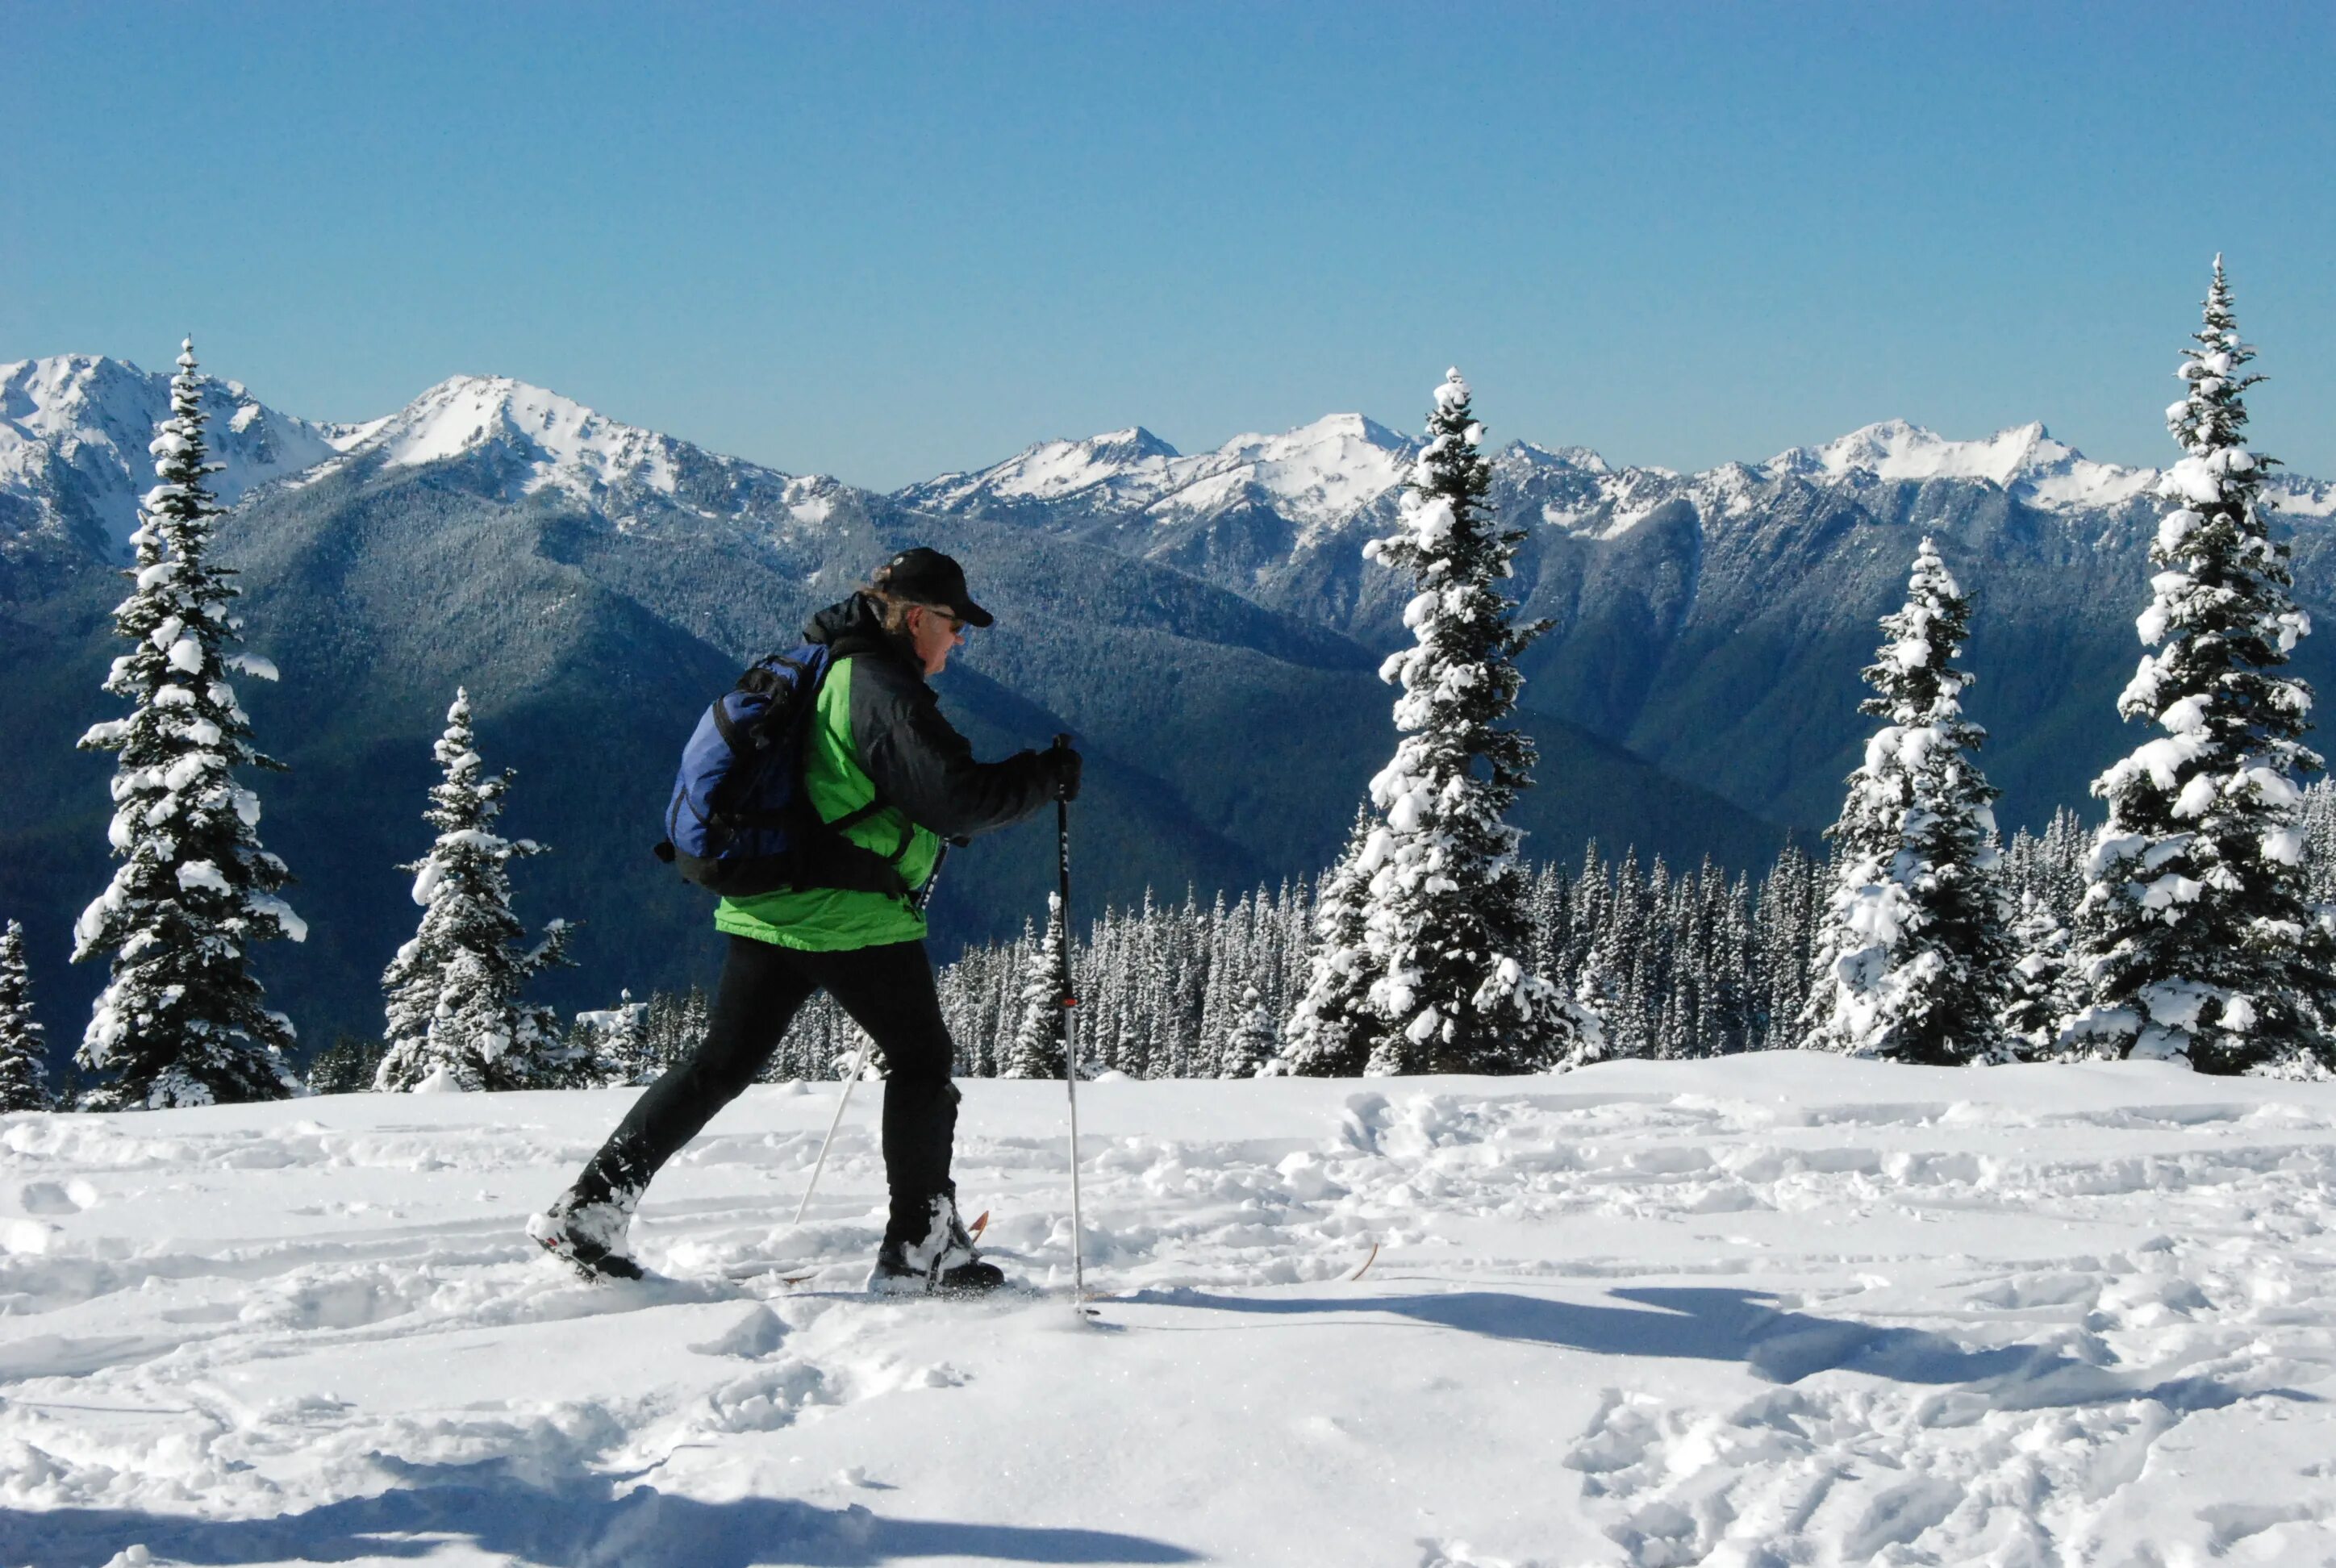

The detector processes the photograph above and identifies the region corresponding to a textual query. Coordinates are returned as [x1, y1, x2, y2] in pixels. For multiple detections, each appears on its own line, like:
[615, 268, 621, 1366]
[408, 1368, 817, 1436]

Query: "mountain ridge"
[1, 355, 1782, 1051]
[22, 353, 2329, 573]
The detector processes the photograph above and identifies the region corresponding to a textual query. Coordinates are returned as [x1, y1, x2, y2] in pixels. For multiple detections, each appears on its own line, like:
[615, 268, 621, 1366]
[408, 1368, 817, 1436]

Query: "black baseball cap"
[874, 547, 993, 628]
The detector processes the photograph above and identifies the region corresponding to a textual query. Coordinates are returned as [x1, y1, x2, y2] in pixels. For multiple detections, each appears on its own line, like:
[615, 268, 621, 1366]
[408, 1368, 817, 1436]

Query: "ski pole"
[793, 1029, 878, 1226]
[1052, 734, 1088, 1307]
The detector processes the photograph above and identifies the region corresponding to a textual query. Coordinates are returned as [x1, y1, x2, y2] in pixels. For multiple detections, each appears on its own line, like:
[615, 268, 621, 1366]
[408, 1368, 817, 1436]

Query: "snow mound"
[5, 1055, 2334, 1564]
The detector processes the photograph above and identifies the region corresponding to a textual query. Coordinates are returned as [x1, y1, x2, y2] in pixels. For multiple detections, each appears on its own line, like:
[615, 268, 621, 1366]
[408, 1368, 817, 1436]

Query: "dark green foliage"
[304, 1033, 387, 1095]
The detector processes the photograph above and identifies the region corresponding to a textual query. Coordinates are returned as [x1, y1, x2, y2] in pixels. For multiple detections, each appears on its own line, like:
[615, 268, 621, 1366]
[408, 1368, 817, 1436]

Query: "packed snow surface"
[6, 1054, 2335, 1566]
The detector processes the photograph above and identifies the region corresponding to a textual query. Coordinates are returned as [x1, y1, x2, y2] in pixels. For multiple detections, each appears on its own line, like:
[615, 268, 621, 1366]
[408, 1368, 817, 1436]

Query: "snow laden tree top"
[72, 339, 302, 1110]
[2067, 258, 2336, 1074]
[0, 920, 51, 1112]
[1804, 538, 2013, 1064]
[378, 689, 574, 1092]
[1345, 369, 1592, 1073]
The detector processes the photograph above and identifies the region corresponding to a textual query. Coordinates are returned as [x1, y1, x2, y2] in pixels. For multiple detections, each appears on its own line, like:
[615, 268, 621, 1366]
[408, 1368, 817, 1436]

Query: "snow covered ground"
[5, 1053, 2336, 1567]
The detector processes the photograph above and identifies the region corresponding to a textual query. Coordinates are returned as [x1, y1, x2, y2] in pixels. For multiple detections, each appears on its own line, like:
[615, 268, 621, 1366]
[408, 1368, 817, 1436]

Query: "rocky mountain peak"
[1766, 419, 2159, 511]
[341, 374, 689, 498]
[1, 353, 345, 553]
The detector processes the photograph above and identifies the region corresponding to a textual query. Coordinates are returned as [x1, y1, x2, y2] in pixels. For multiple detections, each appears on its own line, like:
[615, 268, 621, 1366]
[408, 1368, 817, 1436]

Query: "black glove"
[1041, 745, 1083, 803]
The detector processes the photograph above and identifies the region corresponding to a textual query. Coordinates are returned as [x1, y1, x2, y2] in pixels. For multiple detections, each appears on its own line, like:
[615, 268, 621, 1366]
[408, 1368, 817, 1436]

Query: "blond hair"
[858, 579, 921, 636]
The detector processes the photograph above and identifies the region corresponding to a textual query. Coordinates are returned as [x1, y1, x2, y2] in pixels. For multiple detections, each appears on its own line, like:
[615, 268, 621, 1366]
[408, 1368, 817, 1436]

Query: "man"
[530, 548, 1078, 1292]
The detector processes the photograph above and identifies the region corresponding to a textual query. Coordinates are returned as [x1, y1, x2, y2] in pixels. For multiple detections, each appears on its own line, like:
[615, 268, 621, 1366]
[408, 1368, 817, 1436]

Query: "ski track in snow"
[3, 1056, 2335, 1566]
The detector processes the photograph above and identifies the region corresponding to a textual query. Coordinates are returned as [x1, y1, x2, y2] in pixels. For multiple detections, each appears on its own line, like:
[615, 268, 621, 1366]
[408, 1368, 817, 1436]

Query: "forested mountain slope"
[0, 361, 1771, 1049]
[908, 415, 2336, 831]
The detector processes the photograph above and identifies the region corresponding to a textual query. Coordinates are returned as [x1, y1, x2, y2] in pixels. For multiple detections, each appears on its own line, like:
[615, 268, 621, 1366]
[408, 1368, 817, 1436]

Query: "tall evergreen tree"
[1352, 369, 1587, 1073]
[0, 921, 52, 1111]
[2067, 258, 2336, 1074]
[1004, 903, 1070, 1079]
[1804, 538, 2013, 1064]
[1279, 806, 1378, 1075]
[376, 690, 574, 1091]
[72, 339, 303, 1109]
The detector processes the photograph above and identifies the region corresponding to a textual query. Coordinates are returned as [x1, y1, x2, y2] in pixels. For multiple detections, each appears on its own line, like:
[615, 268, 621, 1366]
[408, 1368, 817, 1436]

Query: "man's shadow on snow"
[1145, 1284, 2310, 1411]
[0, 1459, 1202, 1568]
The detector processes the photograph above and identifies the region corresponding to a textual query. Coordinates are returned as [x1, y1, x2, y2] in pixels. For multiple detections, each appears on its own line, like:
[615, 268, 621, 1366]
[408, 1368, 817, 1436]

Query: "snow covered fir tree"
[0, 921, 51, 1112]
[2000, 893, 2082, 1057]
[1220, 985, 1278, 1078]
[1003, 900, 1070, 1079]
[1804, 537, 2013, 1064]
[574, 990, 652, 1086]
[71, 339, 306, 1110]
[1277, 806, 1378, 1075]
[2065, 258, 2336, 1075]
[376, 690, 575, 1091]
[1339, 369, 1589, 1074]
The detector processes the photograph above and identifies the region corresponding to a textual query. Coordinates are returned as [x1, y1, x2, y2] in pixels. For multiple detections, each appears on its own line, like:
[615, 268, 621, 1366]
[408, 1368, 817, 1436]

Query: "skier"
[530, 548, 1080, 1291]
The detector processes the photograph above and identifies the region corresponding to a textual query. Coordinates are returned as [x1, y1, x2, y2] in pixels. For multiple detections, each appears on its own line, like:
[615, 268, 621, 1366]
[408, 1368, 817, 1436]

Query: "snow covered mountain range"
[0, 356, 350, 559]
[12, 353, 2329, 574]
[9, 349, 2336, 1045]
[907, 404, 2334, 544]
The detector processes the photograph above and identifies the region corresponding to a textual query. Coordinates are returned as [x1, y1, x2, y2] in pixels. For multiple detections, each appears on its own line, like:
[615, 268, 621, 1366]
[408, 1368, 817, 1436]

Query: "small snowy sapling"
[377, 689, 575, 1091]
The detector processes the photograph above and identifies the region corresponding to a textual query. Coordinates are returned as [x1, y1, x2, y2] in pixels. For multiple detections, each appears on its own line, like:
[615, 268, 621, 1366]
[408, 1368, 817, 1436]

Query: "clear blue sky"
[6, 2, 2333, 488]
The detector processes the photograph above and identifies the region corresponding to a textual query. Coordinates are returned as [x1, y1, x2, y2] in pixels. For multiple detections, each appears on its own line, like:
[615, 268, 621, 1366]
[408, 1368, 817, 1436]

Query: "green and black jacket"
[715, 594, 1057, 951]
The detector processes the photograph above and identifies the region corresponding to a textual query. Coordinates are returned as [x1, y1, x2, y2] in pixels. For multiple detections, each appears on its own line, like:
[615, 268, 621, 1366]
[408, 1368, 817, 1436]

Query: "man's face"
[905, 602, 968, 676]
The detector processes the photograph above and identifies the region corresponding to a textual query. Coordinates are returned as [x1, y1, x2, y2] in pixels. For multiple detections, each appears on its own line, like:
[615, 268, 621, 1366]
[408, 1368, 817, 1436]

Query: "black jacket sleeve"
[848, 654, 1057, 840]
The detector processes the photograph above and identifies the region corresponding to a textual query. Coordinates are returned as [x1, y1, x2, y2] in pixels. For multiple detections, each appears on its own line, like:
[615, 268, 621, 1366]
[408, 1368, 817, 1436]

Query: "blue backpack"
[654, 644, 909, 899]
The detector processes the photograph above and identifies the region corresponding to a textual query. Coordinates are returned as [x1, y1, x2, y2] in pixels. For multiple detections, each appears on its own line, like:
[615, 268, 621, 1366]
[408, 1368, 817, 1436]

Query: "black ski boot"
[528, 1187, 644, 1282]
[870, 1193, 1005, 1297]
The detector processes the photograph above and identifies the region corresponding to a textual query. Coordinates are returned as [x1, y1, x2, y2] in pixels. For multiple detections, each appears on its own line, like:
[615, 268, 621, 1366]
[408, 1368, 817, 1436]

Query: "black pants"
[572, 936, 958, 1245]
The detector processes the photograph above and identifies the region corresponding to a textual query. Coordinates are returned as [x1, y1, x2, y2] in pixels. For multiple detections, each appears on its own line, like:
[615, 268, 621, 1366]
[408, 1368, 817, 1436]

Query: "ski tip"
[1347, 1241, 1382, 1282]
[970, 1208, 991, 1239]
